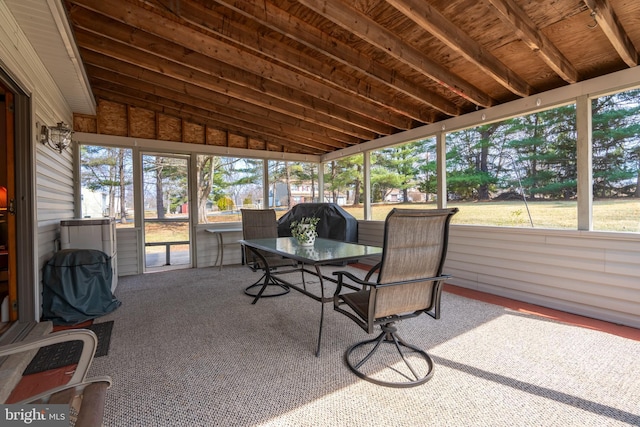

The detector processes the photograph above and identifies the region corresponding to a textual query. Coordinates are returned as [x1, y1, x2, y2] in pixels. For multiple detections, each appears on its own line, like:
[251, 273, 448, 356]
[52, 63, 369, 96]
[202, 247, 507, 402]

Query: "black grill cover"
[277, 203, 358, 242]
[42, 249, 121, 325]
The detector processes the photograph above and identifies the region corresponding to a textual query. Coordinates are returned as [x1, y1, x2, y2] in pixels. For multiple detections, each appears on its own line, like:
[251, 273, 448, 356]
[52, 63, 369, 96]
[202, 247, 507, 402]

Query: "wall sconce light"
[40, 122, 73, 153]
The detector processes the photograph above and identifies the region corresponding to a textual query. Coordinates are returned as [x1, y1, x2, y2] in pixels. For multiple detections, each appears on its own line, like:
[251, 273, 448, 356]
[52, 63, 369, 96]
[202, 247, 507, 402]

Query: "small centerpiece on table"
[290, 216, 320, 246]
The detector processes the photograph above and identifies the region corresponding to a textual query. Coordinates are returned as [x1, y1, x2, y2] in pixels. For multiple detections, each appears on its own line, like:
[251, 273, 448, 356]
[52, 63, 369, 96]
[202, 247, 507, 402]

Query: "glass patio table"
[239, 237, 382, 356]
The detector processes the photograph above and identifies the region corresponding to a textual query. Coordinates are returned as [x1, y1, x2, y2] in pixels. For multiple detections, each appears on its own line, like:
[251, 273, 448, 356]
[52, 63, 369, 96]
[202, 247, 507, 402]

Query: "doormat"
[23, 321, 114, 376]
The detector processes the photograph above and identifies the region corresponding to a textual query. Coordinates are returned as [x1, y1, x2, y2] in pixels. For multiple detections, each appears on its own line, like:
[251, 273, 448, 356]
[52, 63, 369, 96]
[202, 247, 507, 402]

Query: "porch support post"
[436, 131, 447, 209]
[576, 94, 593, 231]
[317, 162, 324, 203]
[73, 141, 82, 219]
[133, 147, 144, 273]
[263, 161, 269, 208]
[363, 151, 371, 220]
[189, 153, 198, 267]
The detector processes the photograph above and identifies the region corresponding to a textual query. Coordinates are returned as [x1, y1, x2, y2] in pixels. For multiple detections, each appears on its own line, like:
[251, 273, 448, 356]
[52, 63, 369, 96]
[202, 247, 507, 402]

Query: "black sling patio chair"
[333, 208, 458, 388]
[241, 209, 300, 304]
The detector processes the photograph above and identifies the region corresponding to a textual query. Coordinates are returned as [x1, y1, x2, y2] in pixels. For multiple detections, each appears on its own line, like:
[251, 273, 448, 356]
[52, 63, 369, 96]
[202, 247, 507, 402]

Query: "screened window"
[446, 105, 578, 228]
[591, 88, 640, 232]
[196, 155, 263, 223]
[267, 160, 319, 216]
[80, 145, 134, 228]
[368, 138, 437, 220]
[323, 154, 364, 219]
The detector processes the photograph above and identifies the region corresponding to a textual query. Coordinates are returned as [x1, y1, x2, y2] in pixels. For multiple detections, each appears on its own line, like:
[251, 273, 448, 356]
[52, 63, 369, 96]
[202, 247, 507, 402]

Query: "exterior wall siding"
[1, 4, 75, 319]
[34, 129, 74, 313]
[194, 224, 243, 268]
[110, 219, 640, 329]
[358, 220, 640, 329]
[116, 228, 141, 276]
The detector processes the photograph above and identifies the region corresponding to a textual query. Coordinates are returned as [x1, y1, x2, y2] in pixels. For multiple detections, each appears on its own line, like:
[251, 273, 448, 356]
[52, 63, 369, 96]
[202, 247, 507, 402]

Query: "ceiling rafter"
[80, 51, 375, 147]
[67, 0, 414, 131]
[386, 0, 532, 97]
[68, 8, 371, 142]
[297, 0, 495, 108]
[86, 65, 353, 150]
[583, 0, 638, 67]
[486, 0, 580, 83]
[93, 88, 295, 152]
[93, 85, 321, 154]
[203, 0, 461, 117]
[148, 0, 436, 124]
[71, 21, 388, 139]
[54, 0, 640, 156]
[92, 83, 332, 154]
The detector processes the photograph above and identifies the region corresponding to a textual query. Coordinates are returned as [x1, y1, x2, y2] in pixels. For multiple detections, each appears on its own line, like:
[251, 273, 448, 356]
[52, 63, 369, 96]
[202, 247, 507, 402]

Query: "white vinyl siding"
[116, 228, 142, 276]
[194, 224, 243, 269]
[446, 226, 640, 329]
[358, 220, 640, 329]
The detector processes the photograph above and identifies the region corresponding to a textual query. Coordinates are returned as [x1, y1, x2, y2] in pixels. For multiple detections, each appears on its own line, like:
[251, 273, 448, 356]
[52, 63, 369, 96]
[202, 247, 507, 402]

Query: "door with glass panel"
[141, 153, 191, 271]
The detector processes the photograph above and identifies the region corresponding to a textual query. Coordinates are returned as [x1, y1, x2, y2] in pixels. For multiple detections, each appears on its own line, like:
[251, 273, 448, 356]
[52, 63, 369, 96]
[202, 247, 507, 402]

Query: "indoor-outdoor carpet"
[89, 267, 640, 427]
[23, 320, 114, 375]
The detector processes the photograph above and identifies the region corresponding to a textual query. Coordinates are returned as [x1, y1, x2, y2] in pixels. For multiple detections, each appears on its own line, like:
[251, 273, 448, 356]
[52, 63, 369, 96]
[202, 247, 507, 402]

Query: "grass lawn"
[341, 199, 640, 232]
[119, 199, 640, 239]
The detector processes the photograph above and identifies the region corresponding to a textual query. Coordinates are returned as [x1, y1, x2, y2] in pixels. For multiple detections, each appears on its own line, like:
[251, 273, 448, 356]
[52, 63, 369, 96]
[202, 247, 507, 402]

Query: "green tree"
[446, 128, 498, 200]
[503, 107, 577, 200]
[324, 155, 363, 205]
[592, 90, 640, 198]
[268, 160, 287, 207]
[374, 140, 427, 202]
[81, 146, 132, 219]
[289, 162, 318, 202]
[416, 139, 437, 200]
[218, 157, 261, 208]
[197, 155, 219, 223]
[370, 167, 403, 202]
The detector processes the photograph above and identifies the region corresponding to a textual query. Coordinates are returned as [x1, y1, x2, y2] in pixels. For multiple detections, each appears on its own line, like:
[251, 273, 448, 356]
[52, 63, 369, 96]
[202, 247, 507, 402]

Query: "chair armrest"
[332, 270, 376, 296]
[0, 329, 98, 386]
[364, 262, 381, 281]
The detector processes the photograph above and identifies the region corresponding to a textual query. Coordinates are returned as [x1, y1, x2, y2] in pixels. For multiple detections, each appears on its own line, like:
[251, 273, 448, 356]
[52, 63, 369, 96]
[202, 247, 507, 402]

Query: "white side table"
[205, 228, 242, 270]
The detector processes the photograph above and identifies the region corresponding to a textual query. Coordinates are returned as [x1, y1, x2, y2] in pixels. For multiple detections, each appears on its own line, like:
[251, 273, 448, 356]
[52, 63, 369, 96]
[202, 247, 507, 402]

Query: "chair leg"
[344, 322, 434, 388]
[244, 271, 289, 304]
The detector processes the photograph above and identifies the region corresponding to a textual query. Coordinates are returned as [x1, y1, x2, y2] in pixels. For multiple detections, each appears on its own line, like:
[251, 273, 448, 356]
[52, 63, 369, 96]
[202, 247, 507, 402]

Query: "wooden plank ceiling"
[63, 0, 640, 156]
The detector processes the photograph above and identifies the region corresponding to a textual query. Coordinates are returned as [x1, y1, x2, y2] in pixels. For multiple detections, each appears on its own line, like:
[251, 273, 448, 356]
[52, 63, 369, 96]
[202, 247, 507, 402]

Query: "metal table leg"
[216, 232, 224, 271]
[315, 264, 325, 357]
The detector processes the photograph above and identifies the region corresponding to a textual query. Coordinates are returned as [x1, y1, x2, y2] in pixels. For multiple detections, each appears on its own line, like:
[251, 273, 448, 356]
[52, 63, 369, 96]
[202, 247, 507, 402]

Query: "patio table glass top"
[239, 237, 382, 265]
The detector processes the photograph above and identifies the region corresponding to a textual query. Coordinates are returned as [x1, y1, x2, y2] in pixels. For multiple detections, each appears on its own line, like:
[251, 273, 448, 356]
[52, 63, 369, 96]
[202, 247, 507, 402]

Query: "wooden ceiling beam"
[583, 0, 638, 67]
[90, 80, 344, 153]
[86, 66, 352, 150]
[386, 0, 533, 97]
[298, 0, 495, 108]
[66, 0, 414, 130]
[78, 51, 373, 145]
[487, 0, 580, 83]
[148, 0, 436, 124]
[167, 0, 460, 117]
[92, 86, 325, 154]
[72, 27, 390, 139]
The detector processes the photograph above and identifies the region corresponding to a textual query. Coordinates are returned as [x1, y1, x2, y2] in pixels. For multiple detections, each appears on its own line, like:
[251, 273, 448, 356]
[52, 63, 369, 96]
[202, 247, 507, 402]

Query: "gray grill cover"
[42, 249, 121, 325]
[277, 203, 357, 242]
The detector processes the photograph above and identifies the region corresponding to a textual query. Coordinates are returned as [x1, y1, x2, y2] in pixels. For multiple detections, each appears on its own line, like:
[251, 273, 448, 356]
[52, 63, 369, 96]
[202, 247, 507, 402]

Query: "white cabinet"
[60, 218, 118, 292]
